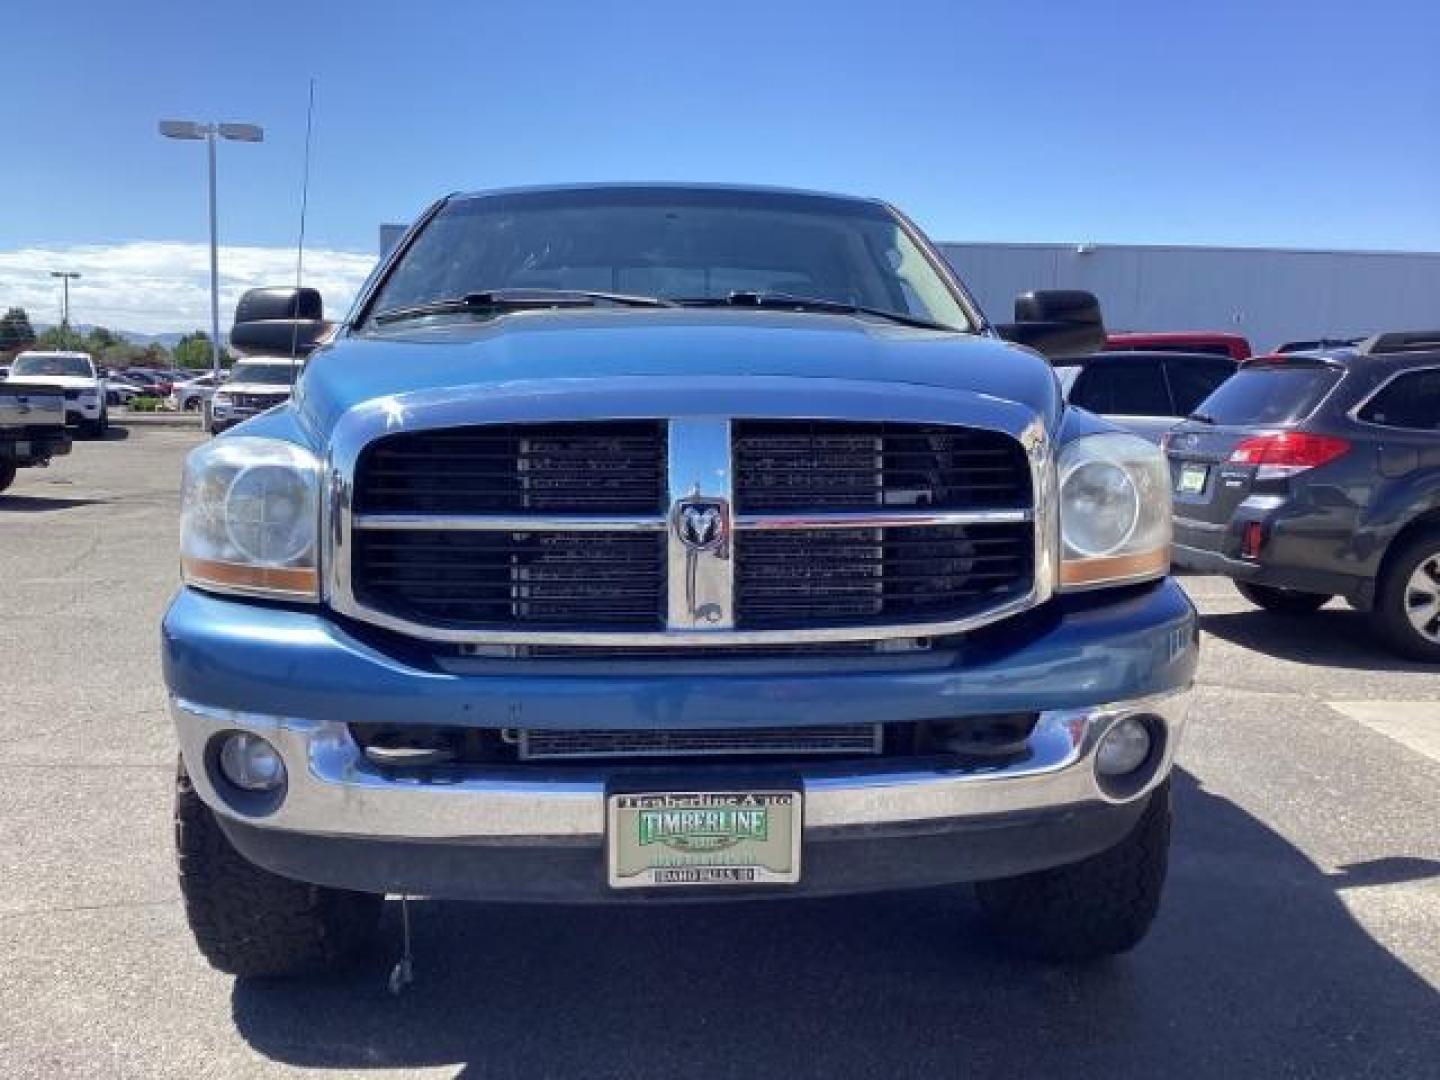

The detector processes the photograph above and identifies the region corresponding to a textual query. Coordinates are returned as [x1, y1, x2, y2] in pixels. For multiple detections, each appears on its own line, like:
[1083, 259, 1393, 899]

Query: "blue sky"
[2, 0, 1438, 330]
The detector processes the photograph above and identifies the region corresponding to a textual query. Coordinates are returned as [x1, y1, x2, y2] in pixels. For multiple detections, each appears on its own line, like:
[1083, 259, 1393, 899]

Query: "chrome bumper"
[172, 690, 1189, 842]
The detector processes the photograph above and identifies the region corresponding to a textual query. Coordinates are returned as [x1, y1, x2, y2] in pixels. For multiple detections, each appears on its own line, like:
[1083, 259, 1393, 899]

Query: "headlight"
[180, 437, 322, 600]
[212, 393, 232, 407]
[1058, 433, 1170, 589]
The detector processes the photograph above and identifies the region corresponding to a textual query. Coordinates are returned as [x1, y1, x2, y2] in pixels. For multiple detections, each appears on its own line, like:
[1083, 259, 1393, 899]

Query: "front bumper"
[164, 580, 1197, 899]
[1, 426, 71, 463]
[63, 398, 103, 423]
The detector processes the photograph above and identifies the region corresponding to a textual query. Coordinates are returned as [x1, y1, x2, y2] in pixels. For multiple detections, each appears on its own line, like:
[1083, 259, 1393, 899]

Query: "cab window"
[1069, 360, 1172, 416]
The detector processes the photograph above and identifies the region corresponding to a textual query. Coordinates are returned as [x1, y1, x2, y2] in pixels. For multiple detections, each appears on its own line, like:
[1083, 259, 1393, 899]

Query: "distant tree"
[141, 342, 171, 366]
[35, 326, 79, 351]
[0, 307, 37, 353]
[101, 342, 144, 368]
[173, 331, 216, 369]
[83, 326, 121, 355]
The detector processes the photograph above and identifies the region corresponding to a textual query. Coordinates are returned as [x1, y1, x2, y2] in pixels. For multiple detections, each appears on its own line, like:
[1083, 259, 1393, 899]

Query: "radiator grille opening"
[517, 725, 883, 761]
[734, 523, 1033, 628]
[352, 529, 666, 629]
[355, 421, 667, 515]
[733, 420, 1031, 512]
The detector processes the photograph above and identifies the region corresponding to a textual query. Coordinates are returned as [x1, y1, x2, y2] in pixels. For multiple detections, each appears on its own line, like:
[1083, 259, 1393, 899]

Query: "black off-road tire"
[1371, 529, 1440, 663]
[975, 781, 1171, 962]
[175, 759, 381, 978]
[0, 460, 16, 494]
[1234, 580, 1332, 615]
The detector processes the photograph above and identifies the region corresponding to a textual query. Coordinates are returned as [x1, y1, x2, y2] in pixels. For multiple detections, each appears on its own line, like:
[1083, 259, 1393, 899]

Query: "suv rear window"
[1357, 368, 1440, 430]
[1192, 365, 1342, 425]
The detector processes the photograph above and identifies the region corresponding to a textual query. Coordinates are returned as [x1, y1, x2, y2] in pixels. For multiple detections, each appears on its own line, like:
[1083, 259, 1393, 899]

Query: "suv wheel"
[175, 759, 381, 978]
[1235, 581, 1332, 614]
[975, 781, 1170, 962]
[0, 460, 16, 494]
[1372, 530, 1440, 662]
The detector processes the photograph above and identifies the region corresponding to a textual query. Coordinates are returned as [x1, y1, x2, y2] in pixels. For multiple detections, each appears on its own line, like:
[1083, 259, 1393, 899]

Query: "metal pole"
[207, 130, 221, 380]
[61, 277, 70, 338]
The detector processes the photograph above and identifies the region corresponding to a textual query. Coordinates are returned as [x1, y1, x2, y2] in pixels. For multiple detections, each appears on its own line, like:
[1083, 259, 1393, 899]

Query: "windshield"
[13, 354, 93, 378]
[1192, 365, 1342, 425]
[366, 188, 971, 330]
[227, 364, 295, 386]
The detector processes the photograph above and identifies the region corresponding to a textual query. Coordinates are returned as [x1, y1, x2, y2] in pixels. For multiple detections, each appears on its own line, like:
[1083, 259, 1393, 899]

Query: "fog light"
[218, 732, 286, 792]
[1095, 716, 1152, 777]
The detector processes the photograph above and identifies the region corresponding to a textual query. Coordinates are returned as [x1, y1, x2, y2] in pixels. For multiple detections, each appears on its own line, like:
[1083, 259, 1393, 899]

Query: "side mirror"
[229, 287, 331, 357]
[996, 290, 1105, 360]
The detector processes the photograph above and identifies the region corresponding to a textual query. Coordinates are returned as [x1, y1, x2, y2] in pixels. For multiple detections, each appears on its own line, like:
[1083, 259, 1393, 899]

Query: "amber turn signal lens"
[1059, 547, 1169, 588]
[181, 556, 318, 599]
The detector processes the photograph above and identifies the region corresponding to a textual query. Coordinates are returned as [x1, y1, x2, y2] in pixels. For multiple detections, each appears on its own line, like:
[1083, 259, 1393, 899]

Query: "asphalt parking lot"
[1, 427, 1437, 1079]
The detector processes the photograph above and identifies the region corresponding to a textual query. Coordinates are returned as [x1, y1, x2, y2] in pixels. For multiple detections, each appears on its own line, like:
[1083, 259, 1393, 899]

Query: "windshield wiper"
[674, 291, 955, 332]
[373, 288, 676, 325]
[1187, 411, 1218, 425]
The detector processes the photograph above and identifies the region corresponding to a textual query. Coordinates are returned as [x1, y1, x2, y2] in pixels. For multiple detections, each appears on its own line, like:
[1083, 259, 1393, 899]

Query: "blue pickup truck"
[163, 184, 1197, 977]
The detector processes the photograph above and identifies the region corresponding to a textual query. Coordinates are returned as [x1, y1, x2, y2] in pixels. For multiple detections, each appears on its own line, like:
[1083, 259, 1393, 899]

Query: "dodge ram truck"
[0, 376, 70, 493]
[163, 184, 1198, 978]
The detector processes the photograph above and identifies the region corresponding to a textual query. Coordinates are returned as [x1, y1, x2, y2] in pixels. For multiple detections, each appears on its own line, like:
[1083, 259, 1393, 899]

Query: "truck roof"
[449, 181, 886, 209]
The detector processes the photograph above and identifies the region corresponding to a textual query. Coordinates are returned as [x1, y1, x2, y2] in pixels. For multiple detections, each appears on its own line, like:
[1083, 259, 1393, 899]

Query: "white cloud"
[0, 241, 376, 336]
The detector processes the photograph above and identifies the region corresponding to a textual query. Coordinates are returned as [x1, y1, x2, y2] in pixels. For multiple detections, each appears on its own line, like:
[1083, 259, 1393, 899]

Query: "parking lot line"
[1328, 701, 1440, 765]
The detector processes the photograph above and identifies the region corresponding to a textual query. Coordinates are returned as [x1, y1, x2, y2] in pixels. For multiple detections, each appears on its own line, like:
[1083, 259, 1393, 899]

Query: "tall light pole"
[50, 270, 81, 348]
[158, 120, 264, 378]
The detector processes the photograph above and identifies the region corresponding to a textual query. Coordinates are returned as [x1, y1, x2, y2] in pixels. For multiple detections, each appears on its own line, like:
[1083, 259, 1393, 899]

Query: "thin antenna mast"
[289, 77, 316, 379]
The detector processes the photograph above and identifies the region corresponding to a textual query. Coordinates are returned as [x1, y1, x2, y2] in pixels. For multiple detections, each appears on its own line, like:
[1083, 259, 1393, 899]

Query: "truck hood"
[293, 308, 1062, 438]
[6, 374, 99, 391]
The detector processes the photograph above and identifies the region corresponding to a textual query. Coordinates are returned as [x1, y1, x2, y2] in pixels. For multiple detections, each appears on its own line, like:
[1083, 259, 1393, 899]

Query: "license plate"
[14, 441, 28, 456]
[1177, 462, 1209, 494]
[607, 790, 802, 889]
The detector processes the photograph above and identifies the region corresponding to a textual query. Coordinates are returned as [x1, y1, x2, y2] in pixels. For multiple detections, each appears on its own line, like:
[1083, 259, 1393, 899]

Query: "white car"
[207, 358, 301, 434]
[104, 377, 148, 406]
[8, 351, 108, 436]
[169, 372, 223, 412]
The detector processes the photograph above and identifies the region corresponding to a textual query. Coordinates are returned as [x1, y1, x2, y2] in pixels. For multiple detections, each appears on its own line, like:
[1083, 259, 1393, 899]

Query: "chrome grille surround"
[323, 378, 1056, 646]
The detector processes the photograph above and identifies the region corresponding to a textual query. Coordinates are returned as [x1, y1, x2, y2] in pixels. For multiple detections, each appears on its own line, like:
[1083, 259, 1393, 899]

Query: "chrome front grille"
[340, 416, 1042, 644]
[517, 724, 883, 760]
[230, 392, 289, 410]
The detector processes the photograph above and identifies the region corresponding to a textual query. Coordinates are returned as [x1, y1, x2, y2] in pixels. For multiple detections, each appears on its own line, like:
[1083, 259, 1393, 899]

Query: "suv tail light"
[1229, 432, 1350, 479]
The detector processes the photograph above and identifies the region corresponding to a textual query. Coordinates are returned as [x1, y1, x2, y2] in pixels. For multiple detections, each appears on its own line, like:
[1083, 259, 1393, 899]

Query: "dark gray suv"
[1166, 334, 1440, 661]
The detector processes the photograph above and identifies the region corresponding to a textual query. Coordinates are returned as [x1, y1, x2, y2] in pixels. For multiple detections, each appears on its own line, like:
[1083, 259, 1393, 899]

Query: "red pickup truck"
[1105, 331, 1252, 362]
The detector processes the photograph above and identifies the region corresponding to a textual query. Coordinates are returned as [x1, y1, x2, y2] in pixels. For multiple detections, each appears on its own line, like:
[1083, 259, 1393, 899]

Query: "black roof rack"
[1360, 331, 1440, 355]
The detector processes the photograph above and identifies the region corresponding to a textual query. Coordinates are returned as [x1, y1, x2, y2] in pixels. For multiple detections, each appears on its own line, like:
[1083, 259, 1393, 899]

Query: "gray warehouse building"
[379, 223, 1439, 352]
[940, 242, 1440, 352]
